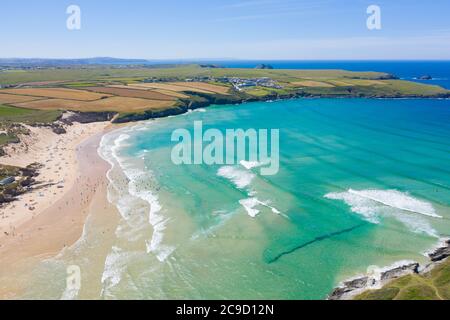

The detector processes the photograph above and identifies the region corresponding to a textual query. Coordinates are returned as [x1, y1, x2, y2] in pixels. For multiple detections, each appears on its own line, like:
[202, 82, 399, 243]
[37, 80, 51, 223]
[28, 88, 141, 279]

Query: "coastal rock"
[380, 262, 419, 281]
[428, 240, 450, 262]
[328, 261, 419, 300]
[61, 111, 116, 124]
[419, 75, 433, 80]
[328, 276, 374, 300]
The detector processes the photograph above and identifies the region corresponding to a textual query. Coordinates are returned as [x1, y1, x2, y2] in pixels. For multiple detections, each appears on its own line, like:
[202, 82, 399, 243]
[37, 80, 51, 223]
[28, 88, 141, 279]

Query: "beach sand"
[0, 122, 118, 298]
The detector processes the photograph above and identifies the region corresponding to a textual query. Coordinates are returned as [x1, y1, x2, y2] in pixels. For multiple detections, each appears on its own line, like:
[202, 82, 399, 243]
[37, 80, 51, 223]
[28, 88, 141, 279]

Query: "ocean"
[16, 61, 450, 299]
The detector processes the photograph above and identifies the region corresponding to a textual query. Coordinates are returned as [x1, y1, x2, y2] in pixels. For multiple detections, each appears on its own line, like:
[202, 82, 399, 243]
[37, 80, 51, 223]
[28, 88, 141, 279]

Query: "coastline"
[0, 121, 120, 298]
[328, 238, 450, 300]
[0, 96, 449, 299]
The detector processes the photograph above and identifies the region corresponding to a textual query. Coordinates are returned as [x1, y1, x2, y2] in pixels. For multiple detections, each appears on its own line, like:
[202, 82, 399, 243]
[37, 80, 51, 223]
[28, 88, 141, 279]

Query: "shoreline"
[328, 238, 450, 300]
[0, 97, 449, 299]
[0, 122, 120, 298]
[113, 94, 450, 124]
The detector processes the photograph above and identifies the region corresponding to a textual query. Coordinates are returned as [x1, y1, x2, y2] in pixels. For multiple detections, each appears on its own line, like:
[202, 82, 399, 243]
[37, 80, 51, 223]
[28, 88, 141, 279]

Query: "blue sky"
[1, 0, 450, 59]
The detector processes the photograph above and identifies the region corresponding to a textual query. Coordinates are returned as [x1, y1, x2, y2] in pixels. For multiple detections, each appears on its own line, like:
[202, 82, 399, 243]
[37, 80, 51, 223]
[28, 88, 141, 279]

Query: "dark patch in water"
[266, 223, 367, 264]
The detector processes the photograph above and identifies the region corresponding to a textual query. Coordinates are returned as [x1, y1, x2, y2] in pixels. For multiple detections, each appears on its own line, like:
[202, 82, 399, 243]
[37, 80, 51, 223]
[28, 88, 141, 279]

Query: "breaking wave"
[325, 189, 440, 237]
[99, 126, 175, 262]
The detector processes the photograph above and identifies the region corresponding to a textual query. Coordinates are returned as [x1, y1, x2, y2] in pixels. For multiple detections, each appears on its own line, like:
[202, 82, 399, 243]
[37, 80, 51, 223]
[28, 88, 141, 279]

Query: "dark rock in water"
[380, 263, 419, 281]
[428, 240, 450, 262]
[419, 75, 433, 80]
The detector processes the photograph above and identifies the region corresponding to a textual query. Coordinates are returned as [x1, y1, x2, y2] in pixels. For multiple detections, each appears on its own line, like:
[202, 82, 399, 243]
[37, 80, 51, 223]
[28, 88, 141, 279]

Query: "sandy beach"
[0, 121, 118, 298]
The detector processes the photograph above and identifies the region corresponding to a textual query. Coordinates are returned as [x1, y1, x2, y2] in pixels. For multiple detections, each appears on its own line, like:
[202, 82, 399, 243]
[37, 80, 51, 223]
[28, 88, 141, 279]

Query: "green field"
[0, 104, 62, 124]
[0, 65, 401, 85]
[355, 258, 450, 300]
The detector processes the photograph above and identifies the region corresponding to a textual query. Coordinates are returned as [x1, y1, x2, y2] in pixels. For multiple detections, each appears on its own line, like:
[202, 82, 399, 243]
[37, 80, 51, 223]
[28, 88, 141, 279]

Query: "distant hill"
[0, 57, 152, 67]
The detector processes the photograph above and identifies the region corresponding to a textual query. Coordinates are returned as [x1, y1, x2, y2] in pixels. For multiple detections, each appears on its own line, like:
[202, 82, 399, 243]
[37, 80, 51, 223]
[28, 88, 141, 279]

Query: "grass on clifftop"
[355, 258, 450, 300]
[0, 104, 62, 124]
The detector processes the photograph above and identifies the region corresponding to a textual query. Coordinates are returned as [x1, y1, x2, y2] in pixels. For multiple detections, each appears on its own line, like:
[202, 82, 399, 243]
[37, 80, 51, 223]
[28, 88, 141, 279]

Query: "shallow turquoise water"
[93, 98, 450, 299]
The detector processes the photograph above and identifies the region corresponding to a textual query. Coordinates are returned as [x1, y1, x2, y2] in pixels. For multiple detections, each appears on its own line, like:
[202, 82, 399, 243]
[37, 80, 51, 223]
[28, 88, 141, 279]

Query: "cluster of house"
[141, 75, 283, 91]
[186, 76, 283, 91]
[227, 77, 283, 91]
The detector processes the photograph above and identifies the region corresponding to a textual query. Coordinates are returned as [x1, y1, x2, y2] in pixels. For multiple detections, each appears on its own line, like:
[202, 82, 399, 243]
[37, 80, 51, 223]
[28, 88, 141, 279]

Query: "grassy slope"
[0, 104, 61, 150]
[0, 104, 61, 124]
[355, 258, 450, 300]
[0, 164, 21, 181]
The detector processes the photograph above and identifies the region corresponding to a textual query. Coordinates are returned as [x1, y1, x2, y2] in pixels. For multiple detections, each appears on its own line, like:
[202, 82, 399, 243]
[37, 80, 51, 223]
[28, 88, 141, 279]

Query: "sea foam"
[217, 166, 255, 189]
[99, 126, 175, 262]
[325, 189, 440, 237]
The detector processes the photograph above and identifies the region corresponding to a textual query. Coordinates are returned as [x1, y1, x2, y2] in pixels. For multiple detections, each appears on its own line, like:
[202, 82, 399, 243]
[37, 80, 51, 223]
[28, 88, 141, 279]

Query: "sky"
[1, 0, 450, 60]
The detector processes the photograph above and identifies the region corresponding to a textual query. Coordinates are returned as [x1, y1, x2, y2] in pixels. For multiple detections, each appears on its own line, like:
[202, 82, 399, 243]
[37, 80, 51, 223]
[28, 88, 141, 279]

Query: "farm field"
[129, 82, 219, 94]
[12, 96, 176, 112]
[146, 89, 190, 99]
[291, 80, 336, 88]
[170, 82, 231, 94]
[84, 86, 176, 101]
[1, 88, 110, 101]
[0, 93, 44, 104]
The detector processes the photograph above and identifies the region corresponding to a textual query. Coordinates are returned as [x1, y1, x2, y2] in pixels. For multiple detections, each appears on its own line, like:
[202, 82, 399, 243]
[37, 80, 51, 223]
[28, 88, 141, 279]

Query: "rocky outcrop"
[0, 163, 40, 205]
[419, 75, 433, 80]
[328, 276, 373, 300]
[60, 111, 116, 124]
[328, 262, 419, 300]
[329, 240, 450, 300]
[380, 263, 419, 281]
[428, 239, 450, 262]
[112, 105, 188, 123]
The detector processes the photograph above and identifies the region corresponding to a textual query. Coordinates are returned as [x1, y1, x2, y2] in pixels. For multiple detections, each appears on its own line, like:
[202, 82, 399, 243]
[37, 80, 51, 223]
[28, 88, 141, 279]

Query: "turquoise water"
[93, 98, 450, 299]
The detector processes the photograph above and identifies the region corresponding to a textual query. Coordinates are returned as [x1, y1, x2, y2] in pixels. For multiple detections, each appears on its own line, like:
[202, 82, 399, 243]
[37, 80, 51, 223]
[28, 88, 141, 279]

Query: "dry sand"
[0, 125, 121, 298]
[0, 120, 118, 255]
